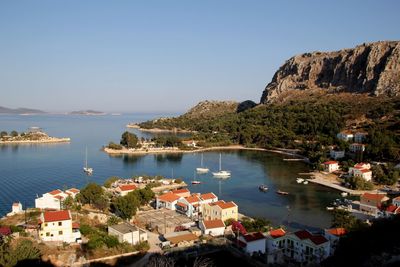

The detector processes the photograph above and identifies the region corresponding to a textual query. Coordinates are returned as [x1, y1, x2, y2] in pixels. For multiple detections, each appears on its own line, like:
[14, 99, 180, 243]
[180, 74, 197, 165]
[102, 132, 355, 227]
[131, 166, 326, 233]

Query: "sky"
[0, 0, 399, 113]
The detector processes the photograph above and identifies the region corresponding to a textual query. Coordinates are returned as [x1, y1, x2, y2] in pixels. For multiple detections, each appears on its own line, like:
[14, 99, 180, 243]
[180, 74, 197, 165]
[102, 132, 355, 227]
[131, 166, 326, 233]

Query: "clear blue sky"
[0, 0, 399, 113]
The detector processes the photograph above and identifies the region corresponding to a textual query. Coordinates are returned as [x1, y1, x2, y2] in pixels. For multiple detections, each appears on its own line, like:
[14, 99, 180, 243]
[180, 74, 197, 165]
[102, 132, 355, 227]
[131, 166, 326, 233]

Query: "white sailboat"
[196, 153, 209, 173]
[83, 147, 93, 175]
[212, 153, 231, 178]
[191, 170, 202, 184]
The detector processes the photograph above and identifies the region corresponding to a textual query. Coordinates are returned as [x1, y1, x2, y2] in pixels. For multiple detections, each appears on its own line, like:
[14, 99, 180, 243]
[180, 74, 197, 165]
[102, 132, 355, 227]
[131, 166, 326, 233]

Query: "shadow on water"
[154, 153, 183, 164]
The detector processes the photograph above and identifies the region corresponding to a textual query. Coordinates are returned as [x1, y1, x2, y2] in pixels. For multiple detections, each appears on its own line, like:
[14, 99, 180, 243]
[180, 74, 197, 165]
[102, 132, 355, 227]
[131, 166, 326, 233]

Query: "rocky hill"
[181, 100, 238, 120]
[0, 106, 45, 114]
[261, 41, 400, 103]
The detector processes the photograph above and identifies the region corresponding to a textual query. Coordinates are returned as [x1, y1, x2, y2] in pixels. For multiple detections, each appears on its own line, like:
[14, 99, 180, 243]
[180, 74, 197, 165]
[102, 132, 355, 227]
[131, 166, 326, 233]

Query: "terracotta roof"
[48, 189, 62, 195]
[203, 219, 225, 229]
[176, 202, 188, 208]
[72, 222, 80, 229]
[294, 230, 313, 240]
[158, 192, 181, 202]
[165, 231, 198, 244]
[385, 205, 400, 213]
[185, 195, 200, 204]
[201, 192, 217, 200]
[67, 188, 80, 193]
[43, 210, 71, 222]
[326, 228, 347, 237]
[53, 195, 64, 200]
[323, 161, 338, 165]
[269, 228, 286, 238]
[340, 131, 353, 135]
[360, 169, 372, 173]
[309, 235, 328, 245]
[393, 196, 400, 201]
[215, 201, 237, 209]
[243, 232, 265, 242]
[362, 193, 387, 201]
[119, 184, 137, 191]
[172, 188, 190, 195]
[0, 226, 12, 236]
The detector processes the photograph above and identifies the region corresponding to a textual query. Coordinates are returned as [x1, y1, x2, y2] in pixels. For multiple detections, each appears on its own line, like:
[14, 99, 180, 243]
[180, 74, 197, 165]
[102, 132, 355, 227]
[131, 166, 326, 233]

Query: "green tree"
[10, 131, 18, 137]
[104, 176, 119, 188]
[112, 192, 140, 220]
[331, 209, 368, 231]
[78, 183, 104, 205]
[0, 239, 41, 267]
[107, 215, 122, 226]
[0, 131, 7, 138]
[62, 195, 74, 210]
[120, 131, 139, 148]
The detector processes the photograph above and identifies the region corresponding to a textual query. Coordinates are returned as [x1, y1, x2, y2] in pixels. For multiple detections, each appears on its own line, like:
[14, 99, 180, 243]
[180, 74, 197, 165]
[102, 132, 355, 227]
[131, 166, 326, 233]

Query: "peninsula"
[0, 127, 70, 144]
[69, 110, 106, 115]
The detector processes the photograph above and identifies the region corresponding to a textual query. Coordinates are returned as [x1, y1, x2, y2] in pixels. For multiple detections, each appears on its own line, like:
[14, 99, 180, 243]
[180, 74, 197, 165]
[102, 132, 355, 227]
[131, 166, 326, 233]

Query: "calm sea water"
[0, 114, 339, 230]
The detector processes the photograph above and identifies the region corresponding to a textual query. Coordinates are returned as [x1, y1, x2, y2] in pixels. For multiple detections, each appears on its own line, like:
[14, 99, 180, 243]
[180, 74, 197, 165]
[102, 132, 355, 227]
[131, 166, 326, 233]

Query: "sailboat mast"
[201, 154, 203, 167]
[85, 147, 88, 168]
[219, 154, 222, 171]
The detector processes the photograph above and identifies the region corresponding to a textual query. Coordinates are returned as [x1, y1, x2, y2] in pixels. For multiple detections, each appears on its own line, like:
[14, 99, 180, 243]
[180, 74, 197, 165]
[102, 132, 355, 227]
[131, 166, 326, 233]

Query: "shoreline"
[126, 124, 196, 133]
[0, 137, 71, 145]
[104, 145, 309, 161]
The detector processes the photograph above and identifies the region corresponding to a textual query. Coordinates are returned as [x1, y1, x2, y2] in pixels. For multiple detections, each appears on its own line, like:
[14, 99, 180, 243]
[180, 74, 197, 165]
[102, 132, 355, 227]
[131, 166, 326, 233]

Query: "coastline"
[0, 137, 71, 145]
[104, 145, 309, 161]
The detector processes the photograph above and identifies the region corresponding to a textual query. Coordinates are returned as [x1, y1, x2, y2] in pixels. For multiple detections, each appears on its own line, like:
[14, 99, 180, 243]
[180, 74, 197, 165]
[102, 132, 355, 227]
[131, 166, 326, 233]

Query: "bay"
[0, 114, 338, 230]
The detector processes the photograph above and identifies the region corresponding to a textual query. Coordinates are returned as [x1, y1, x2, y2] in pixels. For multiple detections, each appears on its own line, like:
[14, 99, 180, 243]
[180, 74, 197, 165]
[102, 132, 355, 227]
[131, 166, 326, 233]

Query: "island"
[0, 105, 46, 115]
[0, 127, 70, 144]
[69, 110, 107, 115]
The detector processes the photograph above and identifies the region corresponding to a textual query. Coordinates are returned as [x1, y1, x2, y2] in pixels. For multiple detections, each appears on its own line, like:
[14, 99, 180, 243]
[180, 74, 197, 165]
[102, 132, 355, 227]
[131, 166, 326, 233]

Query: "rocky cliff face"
[261, 41, 400, 103]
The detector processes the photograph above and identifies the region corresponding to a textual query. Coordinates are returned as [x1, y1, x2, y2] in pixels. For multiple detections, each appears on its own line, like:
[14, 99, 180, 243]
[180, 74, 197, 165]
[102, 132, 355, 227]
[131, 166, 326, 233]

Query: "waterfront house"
[156, 192, 181, 210]
[65, 188, 80, 198]
[176, 194, 201, 218]
[322, 161, 339, 173]
[329, 150, 345, 160]
[163, 230, 198, 248]
[266, 228, 287, 264]
[202, 200, 238, 221]
[108, 222, 147, 245]
[349, 143, 366, 153]
[349, 163, 372, 181]
[7, 202, 23, 216]
[35, 189, 68, 210]
[238, 232, 266, 254]
[337, 131, 354, 141]
[354, 132, 368, 143]
[39, 210, 81, 243]
[200, 192, 218, 204]
[199, 219, 225, 236]
[359, 193, 389, 216]
[181, 140, 197, 147]
[171, 188, 191, 198]
[116, 184, 137, 196]
[324, 228, 346, 255]
[393, 196, 400, 207]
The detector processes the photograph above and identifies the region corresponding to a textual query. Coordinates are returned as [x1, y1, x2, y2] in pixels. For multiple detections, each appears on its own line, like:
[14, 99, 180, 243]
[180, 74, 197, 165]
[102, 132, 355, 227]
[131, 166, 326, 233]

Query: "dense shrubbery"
[77, 183, 109, 211]
[108, 142, 123, 150]
[240, 217, 271, 232]
[344, 176, 374, 190]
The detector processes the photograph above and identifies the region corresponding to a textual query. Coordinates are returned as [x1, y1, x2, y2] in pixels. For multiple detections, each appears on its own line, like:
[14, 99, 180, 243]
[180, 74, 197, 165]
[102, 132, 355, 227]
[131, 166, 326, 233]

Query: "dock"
[307, 176, 369, 196]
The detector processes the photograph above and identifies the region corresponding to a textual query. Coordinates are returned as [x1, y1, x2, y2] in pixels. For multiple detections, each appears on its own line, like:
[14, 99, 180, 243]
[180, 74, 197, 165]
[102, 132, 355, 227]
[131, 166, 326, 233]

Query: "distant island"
[0, 106, 46, 115]
[0, 127, 70, 144]
[69, 110, 106, 116]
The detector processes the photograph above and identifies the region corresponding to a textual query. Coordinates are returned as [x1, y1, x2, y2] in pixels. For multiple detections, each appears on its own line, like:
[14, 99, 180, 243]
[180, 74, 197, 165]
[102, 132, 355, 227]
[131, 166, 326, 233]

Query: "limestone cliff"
[261, 41, 400, 103]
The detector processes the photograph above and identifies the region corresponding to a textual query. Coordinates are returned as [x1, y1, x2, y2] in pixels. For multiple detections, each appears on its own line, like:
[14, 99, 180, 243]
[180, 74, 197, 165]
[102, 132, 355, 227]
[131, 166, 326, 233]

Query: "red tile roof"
[203, 219, 225, 229]
[385, 205, 400, 213]
[119, 184, 137, 191]
[201, 192, 217, 200]
[172, 188, 190, 195]
[0, 226, 12, 236]
[360, 169, 372, 173]
[362, 193, 387, 201]
[49, 189, 62, 195]
[326, 228, 347, 237]
[309, 235, 329, 245]
[72, 222, 80, 229]
[53, 195, 64, 200]
[158, 192, 181, 203]
[269, 228, 286, 238]
[176, 202, 188, 208]
[67, 188, 80, 193]
[243, 232, 265, 242]
[185, 195, 200, 204]
[294, 230, 313, 240]
[43, 210, 71, 222]
[323, 161, 338, 165]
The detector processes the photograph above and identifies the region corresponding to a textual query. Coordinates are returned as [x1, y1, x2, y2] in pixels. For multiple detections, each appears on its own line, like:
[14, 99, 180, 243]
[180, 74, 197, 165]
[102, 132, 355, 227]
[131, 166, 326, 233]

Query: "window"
[59, 231, 63, 235]
[46, 232, 50, 236]
[58, 222, 62, 226]
[44, 223, 48, 227]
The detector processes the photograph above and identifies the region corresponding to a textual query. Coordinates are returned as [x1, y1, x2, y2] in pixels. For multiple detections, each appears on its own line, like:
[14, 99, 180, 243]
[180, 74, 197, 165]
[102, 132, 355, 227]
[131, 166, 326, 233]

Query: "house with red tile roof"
[39, 210, 81, 243]
[35, 188, 79, 210]
[65, 188, 80, 198]
[360, 193, 389, 217]
[171, 188, 191, 198]
[324, 228, 347, 255]
[156, 192, 182, 210]
[116, 184, 137, 196]
[239, 232, 266, 254]
[176, 194, 201, 218]
[202, 200, 238, 221]
[199, 219, 225, 236]
[200, 192, 218, 204]
[266, 228, 287, 264]
[349, 163, 372, 181]
[322, 161, 339, 173]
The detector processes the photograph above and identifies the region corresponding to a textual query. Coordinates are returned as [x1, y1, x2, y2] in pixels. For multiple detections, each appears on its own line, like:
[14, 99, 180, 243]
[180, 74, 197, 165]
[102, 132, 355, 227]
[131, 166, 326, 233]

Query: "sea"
[0, 113, 339, 230]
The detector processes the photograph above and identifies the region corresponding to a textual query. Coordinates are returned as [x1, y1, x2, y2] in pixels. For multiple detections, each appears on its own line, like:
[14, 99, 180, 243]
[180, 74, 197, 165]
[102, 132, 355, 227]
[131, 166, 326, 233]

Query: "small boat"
[303, 181, 309, 185]
[296, 178, 304, 183]
[212, 154, 231, 178]
[276, 190, 289, 195]
[326, 206, 335, 211]
[341, 192, 348, 197]
[196, 154, 209, 173]
[259, 185, 268, 192]
[83, 147, 93, 175]
[191, 181, 201, 185]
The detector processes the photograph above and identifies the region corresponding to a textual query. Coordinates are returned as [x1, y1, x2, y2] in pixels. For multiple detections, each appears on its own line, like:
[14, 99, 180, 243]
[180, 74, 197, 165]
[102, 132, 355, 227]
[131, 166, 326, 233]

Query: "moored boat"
[296, 178, 304, 183]
[259, 185, 268, 192]
[276, 190, 289, 195]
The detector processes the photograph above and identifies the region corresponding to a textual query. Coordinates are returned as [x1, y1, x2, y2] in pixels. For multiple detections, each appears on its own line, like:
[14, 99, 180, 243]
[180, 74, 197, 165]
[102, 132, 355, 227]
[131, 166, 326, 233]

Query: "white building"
[35, 188, 79, 210]
[349, 163, 372, 181]
[7, 202, 23, 216]
[238, 232, 266, 254]
[108, 222, 147, 245]
[266, 228, 287, 265]
[349, 143, 366, 153]
[324, 228, 346, 255]
[199, 219, 225, 236]
[337, 131, 354, 141]
[322, 161, 339, 173]
[39, 210, 81, 243]
[116, 184, 137, 196]
[329, 150, 345, 160]
[156, 192, 181, 210]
